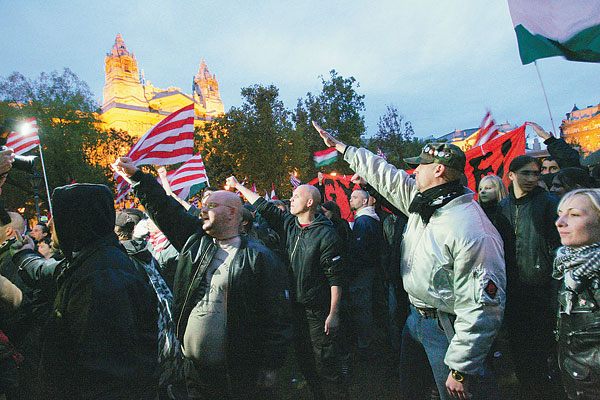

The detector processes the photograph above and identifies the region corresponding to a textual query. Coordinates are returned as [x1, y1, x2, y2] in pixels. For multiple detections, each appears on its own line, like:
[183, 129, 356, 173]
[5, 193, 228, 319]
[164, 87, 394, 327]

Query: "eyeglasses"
[203, 203, 234, 210]
[516, 171, 541, 178]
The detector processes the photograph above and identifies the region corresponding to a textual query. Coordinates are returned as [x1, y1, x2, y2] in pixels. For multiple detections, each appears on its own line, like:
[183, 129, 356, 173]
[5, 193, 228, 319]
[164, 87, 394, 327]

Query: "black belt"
[413, 306, 438, 319]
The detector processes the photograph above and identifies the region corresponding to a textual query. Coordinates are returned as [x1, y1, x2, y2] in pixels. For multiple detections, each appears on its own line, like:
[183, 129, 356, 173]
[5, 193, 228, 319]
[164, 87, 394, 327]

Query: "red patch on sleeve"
[485, 281, 498, 298]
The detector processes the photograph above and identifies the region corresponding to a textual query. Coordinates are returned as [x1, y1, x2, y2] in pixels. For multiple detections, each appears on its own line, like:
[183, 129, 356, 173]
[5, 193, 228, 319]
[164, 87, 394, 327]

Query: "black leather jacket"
[253, 197, 345, 309]
[556, 274, 600, 398]
[131, 171, 292, 377]
[499, 186, 560, 288]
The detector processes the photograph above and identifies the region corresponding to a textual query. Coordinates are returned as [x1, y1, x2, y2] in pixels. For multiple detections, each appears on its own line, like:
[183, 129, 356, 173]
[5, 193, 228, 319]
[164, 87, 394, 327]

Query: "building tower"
[192, 60, 224, 115]
[103, 34, 145, 108]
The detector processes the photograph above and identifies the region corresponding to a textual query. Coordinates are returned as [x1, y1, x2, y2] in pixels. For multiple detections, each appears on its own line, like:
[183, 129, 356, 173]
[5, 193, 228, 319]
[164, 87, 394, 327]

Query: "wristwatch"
[451, 369, 466, 382]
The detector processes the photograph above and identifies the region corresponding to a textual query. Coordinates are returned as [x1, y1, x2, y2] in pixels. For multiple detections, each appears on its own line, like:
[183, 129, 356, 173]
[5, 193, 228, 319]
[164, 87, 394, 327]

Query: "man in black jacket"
[13, 183, 159, 400]
[347, 189, 382, 353]
[227, 176, 346, 399]
[499, 155, 563, 400]
[113, 158, 292, 400]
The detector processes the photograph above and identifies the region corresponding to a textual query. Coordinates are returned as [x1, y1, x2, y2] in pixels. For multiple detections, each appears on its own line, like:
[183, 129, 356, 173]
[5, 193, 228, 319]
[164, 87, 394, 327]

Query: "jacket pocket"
[562, 356, 591, 381]
[567, 323, 600, 354]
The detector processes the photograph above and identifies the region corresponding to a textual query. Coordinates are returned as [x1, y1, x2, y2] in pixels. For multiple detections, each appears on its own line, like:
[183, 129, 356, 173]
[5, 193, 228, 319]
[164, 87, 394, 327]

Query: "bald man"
[0, 211, 27, 287]
[227, 177, 346, 399]
[113, 158, 292, 399]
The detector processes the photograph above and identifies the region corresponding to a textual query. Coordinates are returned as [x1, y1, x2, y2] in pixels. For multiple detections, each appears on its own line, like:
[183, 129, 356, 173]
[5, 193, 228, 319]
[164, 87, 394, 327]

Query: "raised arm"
[158, 166, 192, 210]
[226, 176, 262, 204]
[112, 157, 202, 251]
[313, 121, 417, 214]
[529, 122, 581, 169]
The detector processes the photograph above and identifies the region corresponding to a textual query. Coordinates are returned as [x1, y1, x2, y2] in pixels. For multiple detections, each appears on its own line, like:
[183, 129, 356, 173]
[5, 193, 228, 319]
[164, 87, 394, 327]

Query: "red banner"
[308, 125, 526, 220]
[464, 124, 526, 193]
[308, 175, 360, 221]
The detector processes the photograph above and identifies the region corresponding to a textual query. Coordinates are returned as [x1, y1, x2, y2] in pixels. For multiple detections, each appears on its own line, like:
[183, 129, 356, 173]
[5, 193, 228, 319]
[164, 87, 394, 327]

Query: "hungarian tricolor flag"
[314, 148, 337, 167]
[508, 0, 600, 64]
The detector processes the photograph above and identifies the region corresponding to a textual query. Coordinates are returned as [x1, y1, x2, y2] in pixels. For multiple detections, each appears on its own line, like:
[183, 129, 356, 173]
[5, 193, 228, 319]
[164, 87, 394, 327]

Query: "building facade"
[560, 103, 600, 155]
[100, 34, 224, 138]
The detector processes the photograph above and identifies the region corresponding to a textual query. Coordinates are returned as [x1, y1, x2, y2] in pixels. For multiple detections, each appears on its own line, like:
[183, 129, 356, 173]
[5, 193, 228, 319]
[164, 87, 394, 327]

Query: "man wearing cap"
[314, 122, 505, 400]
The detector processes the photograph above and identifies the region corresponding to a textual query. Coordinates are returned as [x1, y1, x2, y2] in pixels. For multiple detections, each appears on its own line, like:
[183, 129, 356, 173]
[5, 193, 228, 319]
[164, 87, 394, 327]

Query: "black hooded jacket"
[253, 197, 345, 309]
[15, 184, 158, 400]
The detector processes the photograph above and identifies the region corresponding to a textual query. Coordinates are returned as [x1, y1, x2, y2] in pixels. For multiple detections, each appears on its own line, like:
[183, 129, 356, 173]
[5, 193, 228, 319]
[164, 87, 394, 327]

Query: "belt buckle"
[416, 307, 437, 319]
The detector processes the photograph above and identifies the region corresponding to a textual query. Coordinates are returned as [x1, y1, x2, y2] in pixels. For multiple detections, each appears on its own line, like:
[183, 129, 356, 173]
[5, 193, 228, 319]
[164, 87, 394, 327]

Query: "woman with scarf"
[553, 188, 600, 399]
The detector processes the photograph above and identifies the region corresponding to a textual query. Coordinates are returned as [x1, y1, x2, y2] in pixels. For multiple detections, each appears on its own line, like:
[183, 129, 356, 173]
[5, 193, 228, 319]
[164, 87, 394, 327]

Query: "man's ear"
[508, 171, 516, 182]
[434, 164, 445, 178]
[5, 226, 14, 239]
[306, 198, 314, 210]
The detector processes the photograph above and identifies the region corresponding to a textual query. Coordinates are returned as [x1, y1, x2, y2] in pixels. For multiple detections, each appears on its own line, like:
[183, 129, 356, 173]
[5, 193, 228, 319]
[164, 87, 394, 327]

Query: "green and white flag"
[508, 0, 600, 64]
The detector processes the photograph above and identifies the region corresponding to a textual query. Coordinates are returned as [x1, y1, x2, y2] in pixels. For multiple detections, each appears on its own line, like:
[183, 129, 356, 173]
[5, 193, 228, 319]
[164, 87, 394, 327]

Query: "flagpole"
[37, 144, 53, 214]
[534, 61, 558, 137]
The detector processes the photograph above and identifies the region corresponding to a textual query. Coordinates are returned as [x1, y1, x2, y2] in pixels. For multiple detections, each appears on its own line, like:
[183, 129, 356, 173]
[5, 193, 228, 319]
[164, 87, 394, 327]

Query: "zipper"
[290, 229, 303, 262]
[176, 246, 212, 338]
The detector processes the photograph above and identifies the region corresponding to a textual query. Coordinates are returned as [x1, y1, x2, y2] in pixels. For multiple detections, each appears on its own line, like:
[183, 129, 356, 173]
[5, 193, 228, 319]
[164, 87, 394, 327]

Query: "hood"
[295, 213, 334, 229]
[355, 206, 380, 221]
[52, 183, 116, 261]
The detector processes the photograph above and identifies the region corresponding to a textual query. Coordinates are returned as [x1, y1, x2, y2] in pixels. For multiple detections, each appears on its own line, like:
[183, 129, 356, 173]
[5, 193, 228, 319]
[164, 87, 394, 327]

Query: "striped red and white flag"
[115, 104, 195, 203]
[149, 231, 168, 253]
[167, 153, 209, 196]
[376, 148, 387, 160]
[474, 111, 500, 148]
[161, 153, 209, 198]
[251, 183, 257, 193]
[290, 172, 301, 188]
[6, 118, 40, 155]
[270, 183, 277, 200]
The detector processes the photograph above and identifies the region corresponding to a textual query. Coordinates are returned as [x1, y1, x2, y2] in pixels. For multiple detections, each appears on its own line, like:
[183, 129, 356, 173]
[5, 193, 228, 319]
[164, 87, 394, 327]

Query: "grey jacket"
[344, 146, 506, 375]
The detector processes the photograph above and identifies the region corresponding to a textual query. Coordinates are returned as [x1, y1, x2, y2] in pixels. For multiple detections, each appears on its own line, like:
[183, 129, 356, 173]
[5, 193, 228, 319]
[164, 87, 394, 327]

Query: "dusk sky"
[2, 1, 598, 141]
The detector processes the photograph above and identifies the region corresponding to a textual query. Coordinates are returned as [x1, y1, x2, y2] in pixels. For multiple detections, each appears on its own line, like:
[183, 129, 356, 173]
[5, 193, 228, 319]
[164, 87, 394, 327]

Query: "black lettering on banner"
[495, 138, 514, 179]
[469, 151, 494, 193]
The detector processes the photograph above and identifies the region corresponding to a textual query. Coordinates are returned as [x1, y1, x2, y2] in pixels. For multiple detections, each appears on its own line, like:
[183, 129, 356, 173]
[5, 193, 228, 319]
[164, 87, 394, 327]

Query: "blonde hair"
[477, 175, 508, 204]
[558, 188, 600, 219]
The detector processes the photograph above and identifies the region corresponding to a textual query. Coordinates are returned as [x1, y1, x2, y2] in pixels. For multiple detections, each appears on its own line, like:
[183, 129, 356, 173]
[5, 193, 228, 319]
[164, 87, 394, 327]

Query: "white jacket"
[344, 146, 506, 375]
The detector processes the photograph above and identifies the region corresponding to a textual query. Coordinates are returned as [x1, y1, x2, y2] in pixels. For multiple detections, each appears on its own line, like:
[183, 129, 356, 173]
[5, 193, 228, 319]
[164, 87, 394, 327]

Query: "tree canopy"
[0, 68, 134, 217]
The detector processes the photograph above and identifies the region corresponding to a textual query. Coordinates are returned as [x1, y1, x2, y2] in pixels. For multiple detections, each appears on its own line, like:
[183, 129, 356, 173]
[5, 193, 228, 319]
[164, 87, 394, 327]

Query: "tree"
[369, 105, 424, 170]
[198, 84, 296, 195]
[0, 68, 135, 215]
[293, 70, 366, 180]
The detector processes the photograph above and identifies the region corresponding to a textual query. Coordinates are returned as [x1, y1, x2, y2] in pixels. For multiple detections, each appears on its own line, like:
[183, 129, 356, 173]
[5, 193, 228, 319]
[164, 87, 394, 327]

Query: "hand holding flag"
[111, 157, 137, 184]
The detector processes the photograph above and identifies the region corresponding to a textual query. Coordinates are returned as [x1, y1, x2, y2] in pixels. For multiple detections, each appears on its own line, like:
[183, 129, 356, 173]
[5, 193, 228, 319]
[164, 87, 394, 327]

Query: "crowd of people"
[0, 122, 599, 400]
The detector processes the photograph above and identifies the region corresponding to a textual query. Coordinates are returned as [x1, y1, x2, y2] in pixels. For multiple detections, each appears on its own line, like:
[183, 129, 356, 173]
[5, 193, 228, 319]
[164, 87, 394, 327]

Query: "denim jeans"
[399, 306, 498, 400]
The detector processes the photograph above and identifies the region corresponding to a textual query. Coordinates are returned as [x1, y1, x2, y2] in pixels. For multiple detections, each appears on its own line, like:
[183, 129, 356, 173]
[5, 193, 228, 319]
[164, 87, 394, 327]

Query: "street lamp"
[28, 173, 43, 223]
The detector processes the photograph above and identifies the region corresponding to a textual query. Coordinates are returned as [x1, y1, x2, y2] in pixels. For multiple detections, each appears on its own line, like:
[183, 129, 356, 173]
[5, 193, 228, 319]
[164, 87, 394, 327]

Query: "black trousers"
[291, 302, 347, 399]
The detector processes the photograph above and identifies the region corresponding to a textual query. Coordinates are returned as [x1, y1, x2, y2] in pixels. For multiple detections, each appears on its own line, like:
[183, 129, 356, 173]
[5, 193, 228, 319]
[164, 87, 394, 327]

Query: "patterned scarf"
[408, 180, 465, 224]
[553, 242, 600, 282]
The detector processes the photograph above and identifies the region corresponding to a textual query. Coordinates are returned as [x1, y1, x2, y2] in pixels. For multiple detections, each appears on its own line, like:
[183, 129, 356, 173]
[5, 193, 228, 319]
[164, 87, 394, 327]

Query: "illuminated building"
[100, 34, 224, 138]
[560, 103, 600, 155]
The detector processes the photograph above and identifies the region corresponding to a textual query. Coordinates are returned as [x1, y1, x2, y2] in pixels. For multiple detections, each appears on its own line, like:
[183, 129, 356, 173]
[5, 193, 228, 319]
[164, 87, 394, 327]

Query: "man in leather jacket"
[113, 158, 292, 400]
[499, 155, 562, 399]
